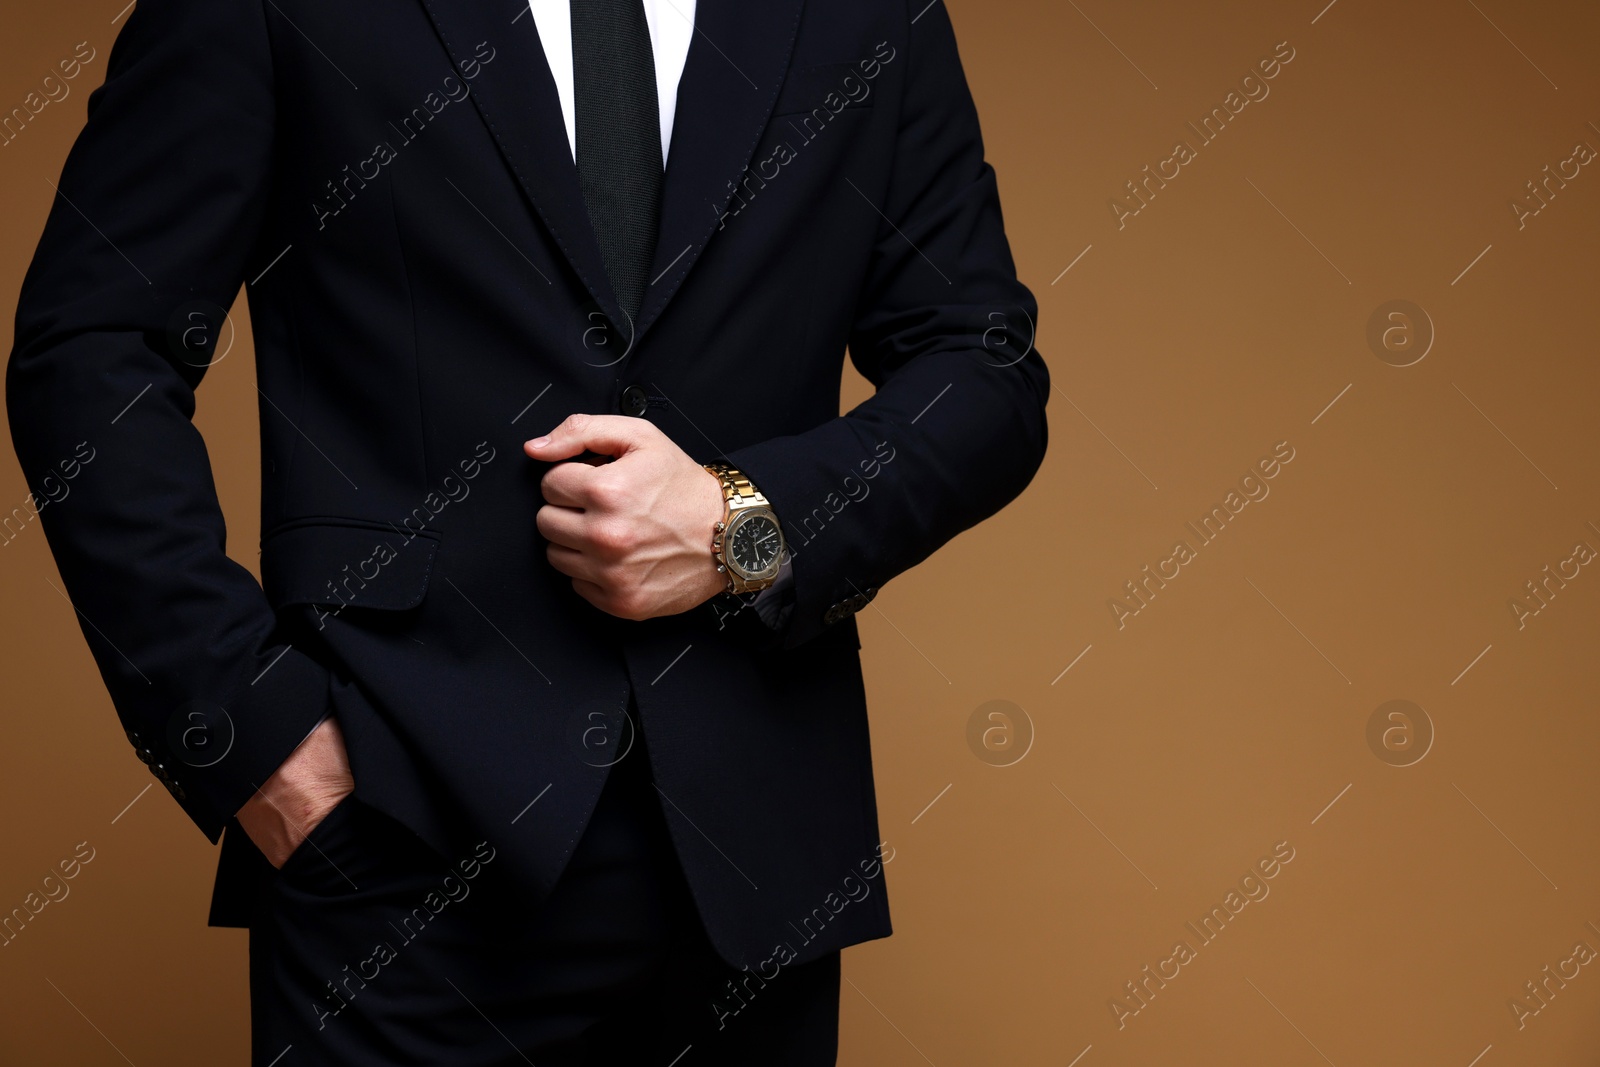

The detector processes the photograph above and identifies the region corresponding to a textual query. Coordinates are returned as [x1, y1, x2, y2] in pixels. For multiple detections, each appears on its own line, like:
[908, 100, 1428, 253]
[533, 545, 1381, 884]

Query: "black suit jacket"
[7, 0, 1048, 969]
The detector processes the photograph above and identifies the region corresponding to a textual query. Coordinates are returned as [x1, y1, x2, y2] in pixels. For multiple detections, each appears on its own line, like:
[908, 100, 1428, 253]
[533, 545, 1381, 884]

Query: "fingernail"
[529, 436, 550, 448]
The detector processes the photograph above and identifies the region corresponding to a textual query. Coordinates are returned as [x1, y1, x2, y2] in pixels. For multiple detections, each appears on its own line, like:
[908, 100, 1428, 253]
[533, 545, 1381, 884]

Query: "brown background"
[4, 0, 1600, 1063]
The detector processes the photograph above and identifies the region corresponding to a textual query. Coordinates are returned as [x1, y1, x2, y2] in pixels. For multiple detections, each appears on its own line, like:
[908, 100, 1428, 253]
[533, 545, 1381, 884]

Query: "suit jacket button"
[824, 603, 844, 625]
[620, 385, 649, 418]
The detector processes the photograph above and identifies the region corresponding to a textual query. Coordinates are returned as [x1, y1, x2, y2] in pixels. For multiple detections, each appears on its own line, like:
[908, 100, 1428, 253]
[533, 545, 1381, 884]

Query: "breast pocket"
[771, 62, 879, 118]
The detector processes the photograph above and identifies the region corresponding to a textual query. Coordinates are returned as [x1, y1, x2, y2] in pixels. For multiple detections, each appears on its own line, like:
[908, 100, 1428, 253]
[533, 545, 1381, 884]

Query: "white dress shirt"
[526, 0, 697, 165]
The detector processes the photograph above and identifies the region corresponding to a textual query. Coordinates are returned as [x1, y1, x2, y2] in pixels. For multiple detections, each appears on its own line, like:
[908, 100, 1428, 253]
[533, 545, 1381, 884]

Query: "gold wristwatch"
[704, 463, 785, 594]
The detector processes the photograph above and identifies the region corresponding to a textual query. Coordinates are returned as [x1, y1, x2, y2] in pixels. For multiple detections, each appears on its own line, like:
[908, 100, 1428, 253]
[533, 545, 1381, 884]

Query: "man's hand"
[236, 717, 354, 869]
[527, 414, 728, 621]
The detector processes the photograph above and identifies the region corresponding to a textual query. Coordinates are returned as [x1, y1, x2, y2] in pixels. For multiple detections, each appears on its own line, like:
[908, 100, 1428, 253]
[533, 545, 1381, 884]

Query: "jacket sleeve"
[722, 0, 1050, 650]
[5, 0, 331, 841]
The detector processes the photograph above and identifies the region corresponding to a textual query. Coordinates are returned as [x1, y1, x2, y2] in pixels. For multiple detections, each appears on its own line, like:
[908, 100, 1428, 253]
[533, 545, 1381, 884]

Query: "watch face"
[727, 510, 783, 579]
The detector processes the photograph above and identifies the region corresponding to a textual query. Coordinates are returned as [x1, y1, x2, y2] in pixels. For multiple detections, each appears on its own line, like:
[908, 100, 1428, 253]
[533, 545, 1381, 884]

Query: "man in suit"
[8, 0, 1048, 1061]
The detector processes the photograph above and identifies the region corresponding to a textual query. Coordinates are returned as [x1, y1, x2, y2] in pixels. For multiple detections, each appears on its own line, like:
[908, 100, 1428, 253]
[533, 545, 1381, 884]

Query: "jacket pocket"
[276, 791, 361, 880]
[260, 516, 441, 612]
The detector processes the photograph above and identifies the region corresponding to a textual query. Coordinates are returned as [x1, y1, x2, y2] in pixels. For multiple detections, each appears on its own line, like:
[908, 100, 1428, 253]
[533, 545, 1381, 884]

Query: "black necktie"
[571, 0, 663, 326]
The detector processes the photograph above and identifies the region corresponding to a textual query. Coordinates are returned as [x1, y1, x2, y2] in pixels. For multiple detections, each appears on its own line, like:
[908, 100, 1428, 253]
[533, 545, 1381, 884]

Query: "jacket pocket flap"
[261, 518, 441, 611]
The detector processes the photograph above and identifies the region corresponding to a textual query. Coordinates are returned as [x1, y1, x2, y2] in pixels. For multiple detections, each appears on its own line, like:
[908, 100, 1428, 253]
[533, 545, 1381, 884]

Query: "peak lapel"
[419, 0, 624, 326]
[633, 0, 807, 341]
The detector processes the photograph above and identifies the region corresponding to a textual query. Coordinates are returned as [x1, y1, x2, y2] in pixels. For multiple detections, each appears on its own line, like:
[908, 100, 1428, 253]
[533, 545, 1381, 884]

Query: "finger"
[539, 459, 606, 508]
[567, 575, 631, 620]
[525, 412, 652, 462]
[541, 458, 632, 514]
[547, 543, 605, 585]
[535, 503, 588, 549]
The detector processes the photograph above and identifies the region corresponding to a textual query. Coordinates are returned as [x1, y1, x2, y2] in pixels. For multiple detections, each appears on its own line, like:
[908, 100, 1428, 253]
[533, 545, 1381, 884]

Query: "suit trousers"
[247, 722, 841, 1065]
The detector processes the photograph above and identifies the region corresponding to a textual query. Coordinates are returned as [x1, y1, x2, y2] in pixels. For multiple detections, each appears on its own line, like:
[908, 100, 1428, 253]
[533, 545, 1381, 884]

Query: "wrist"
[700, 465, 731, 594]
[251, 719, 350, 806]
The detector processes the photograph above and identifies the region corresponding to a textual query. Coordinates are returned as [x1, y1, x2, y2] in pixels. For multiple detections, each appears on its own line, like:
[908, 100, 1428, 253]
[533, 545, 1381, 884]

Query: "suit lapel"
[635, 0, 806, 340]
[419, 0, 624, 325]
[418, 0, 806, 339]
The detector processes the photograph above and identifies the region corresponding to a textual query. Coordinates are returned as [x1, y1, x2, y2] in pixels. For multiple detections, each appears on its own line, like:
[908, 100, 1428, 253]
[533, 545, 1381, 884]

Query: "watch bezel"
[722, 506, 783, 582]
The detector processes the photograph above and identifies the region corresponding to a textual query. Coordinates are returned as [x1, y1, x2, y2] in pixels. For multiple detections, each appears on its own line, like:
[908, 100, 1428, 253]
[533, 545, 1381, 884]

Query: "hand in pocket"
[236, 717, 355, 869]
